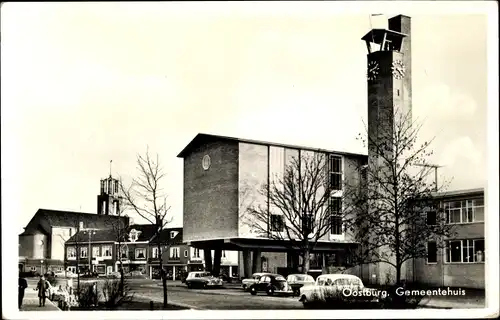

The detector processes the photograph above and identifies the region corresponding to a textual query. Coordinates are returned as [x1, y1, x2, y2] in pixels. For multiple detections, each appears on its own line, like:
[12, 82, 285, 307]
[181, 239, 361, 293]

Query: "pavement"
[19, 286, 61, 311]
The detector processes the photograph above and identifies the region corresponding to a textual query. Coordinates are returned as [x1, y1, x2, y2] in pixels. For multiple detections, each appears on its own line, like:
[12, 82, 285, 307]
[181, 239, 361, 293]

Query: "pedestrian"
[34, 275, 49, 307]
[18, 274, 28, 309]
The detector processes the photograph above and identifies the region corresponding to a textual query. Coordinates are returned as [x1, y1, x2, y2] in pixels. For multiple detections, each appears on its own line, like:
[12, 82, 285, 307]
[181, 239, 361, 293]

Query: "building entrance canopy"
[185, 237, 359, 253]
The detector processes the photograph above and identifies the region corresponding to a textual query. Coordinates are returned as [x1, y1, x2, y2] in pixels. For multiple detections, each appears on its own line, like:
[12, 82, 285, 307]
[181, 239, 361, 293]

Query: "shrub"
[100, 278, 134, 310]
[76, 282, 98, 309]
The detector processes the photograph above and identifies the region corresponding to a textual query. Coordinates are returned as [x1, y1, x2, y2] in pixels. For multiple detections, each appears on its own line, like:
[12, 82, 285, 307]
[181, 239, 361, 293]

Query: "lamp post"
[83, 229, 98, 275]
[38, 240, 45, 275]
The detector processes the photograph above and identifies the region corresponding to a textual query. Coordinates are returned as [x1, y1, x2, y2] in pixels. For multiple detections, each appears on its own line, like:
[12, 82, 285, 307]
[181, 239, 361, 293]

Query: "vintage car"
[185, 271, 223, 289]
[248, 274, 294, 296]
[298, 274, 378, 308]
[286, 274, 315, 296]
[53, 270, 78, 278]
[241, 272, 271, 291]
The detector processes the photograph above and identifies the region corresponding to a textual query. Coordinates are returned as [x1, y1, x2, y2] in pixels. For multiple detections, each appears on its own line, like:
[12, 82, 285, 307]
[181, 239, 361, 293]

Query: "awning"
[185, 237, 358, 252]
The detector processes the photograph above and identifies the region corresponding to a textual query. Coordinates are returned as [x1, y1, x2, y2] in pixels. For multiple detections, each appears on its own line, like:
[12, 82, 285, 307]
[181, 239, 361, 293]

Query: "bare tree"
[347, 108, 454, 285]
[242, 152, 354, 273]
[104, 200, 129, 297]
[119, 147, 172, 308]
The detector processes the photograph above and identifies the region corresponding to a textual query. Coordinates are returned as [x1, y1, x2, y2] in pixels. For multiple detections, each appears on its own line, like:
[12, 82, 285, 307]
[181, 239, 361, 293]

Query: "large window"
[329, 197, 342, 235]
[80, 247, 88, 258]
[302, 214, 314, 234]
[192, 248, 201, 259]
[427, 241, 437, 263]
[67, 247, 76, 259]
[445, 239, 485, 263]
[329, 155, 343, 191]
[152, 247, 159, 259]
[102, 245, 112, 258]
[135, 248, 146, 259]
[119, 245, 128, 259]
[270, 214, 284, 232]
[92, 246, 100, 257]
[170, 247, 180, 259]
[426, 210, 437, 225]
[444, 199, 484, 224]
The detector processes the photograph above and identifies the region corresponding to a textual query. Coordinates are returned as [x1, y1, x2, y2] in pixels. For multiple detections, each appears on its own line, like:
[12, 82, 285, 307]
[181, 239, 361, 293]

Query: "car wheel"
[203, 282, 208, 289]
[267, 286, 275, 296]
[187, 283, 191, 289]
[250, 287, 257, 295]
[242, 284, 247, 291]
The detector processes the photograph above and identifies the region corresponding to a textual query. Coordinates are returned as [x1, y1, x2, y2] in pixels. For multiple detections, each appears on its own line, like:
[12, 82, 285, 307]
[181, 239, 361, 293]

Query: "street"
[130, 280, 304, 310]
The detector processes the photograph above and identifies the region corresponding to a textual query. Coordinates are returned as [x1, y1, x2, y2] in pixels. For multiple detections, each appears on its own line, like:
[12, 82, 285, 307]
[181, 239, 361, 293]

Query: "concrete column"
[229, 266, 232, 278]
[213, 249, 222, 276]
[204, 249, 212, 273]
[173, 266, 176, 281]
[242, 250, 252, 278]
[252, 249, 262, 273]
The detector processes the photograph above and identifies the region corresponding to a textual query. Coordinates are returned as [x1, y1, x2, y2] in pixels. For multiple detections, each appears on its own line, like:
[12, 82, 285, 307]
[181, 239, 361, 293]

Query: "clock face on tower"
[391, 60, 406, 79]
[367, 61, 380, 81]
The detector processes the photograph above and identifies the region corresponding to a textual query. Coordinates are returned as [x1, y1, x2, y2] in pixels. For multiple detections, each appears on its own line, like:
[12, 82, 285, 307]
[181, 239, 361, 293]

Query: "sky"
[1, 2, 496, 233]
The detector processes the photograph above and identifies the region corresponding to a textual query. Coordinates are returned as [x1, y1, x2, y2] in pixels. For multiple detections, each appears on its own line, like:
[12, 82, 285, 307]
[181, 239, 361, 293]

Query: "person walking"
[34, 275, 49, 307]
[18, 274, 28, 309]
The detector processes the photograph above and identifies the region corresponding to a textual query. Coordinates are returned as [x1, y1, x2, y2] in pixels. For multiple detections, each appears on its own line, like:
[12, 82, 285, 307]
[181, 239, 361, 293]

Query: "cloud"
[414, 82, 478, 119]
[438, 136, 482, 167]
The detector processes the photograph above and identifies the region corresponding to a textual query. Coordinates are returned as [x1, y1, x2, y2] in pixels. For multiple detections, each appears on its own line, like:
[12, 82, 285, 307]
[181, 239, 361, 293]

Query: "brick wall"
[183, 140, 239, 242]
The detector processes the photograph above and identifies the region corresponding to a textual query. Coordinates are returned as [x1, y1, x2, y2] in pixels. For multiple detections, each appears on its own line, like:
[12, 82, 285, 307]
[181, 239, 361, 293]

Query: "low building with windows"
[414, 188, 485, 289]
[148, 227, 188, 280]
[116, 224, 158, 276]
[19, 209, 129, 275]
[65, 229, 117, 275]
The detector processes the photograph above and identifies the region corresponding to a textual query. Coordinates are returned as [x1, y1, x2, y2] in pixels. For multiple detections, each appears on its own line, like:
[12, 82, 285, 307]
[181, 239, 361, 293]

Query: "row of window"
[427, 239, 485, 264]
[269, 196, 344, 235]
[425, 198, 484, 226]
[67, 245, 226, 260]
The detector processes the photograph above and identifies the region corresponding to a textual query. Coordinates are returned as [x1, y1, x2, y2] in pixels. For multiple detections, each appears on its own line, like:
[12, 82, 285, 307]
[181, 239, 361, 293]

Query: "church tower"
[361, 15, 412, 284]
[97, 174, 121, 216]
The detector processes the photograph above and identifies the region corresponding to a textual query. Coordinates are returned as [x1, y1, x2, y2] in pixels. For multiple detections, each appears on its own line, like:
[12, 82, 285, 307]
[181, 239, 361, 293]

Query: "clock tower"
[363, 15, 412, 155]
[361, 15, 412, 284]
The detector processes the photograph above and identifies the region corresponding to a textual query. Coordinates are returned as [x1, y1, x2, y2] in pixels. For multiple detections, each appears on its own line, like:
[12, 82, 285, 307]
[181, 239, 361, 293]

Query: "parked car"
[248, 274, 293, 296]
[106, 271, 121, 279]
[241, 272, 271, 291]
[298, 274, 378, 308]
[53, 270, 78, 278]
[286, 274, 315, 296]
[185, 271, 223, 289]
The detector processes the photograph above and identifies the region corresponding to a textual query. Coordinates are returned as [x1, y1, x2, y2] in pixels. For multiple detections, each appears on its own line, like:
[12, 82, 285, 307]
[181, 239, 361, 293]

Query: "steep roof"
[67, 228, 118, 243]
[23, 209, 129, 235]
[150, 227, 183, 245]
[177, 133, 368, 159]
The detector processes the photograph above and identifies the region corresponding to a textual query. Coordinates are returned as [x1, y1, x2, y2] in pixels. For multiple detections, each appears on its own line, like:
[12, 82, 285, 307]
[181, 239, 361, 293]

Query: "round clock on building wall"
[202, 155, 211, 170]
[367, 61, 380, 81]
[391, 60, 406, 79]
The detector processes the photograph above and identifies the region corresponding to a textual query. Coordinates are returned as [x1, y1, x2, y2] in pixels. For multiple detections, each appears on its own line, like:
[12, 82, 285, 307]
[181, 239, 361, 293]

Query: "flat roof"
[361, 28, 408, 43]
[177, 133, 368, 159]
[431, 188, 484, 199]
